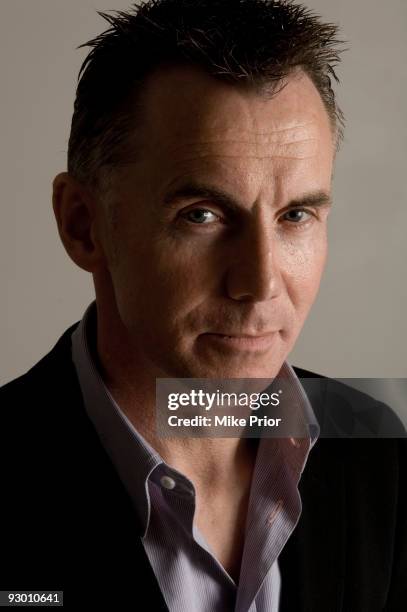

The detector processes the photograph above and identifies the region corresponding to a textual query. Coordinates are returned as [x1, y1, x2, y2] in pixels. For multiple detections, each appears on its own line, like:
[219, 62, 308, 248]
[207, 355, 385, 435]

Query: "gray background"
[1, 2, 406, 402]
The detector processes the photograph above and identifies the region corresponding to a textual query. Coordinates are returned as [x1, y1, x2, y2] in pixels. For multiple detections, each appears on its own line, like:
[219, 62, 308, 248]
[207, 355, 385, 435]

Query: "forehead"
[139, 65, 333, 156]
[123, 65, 334, 204]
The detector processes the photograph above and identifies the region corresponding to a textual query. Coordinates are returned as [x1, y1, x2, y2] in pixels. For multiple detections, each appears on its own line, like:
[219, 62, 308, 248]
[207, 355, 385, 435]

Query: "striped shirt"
[71, 300, 319, 611]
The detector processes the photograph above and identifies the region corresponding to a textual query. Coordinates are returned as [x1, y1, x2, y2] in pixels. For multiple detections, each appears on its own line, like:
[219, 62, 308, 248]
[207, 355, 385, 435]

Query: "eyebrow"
[163, 182, 332, 213]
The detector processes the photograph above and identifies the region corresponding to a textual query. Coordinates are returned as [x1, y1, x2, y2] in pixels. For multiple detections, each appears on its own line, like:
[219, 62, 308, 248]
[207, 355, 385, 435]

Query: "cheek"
[280, 231, 328, 311]
[112, 233, 216, 322]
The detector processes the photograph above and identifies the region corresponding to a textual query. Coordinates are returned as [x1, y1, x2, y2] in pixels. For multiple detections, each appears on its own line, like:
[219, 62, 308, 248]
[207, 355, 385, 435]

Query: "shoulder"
[0, 322, 81, 432]
[0, 322, 79, 394]
[292, 365, 406, 438]
[293, 367, 407, 546]
[0, 319, 102, 486]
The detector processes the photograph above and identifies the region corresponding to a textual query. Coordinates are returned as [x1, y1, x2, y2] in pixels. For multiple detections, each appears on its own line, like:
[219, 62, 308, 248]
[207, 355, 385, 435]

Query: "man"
[1, 1, 406, 610]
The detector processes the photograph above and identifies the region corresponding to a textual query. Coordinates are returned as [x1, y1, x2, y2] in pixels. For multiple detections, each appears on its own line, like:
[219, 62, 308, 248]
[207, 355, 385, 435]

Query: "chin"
[185, 360, 282, 381]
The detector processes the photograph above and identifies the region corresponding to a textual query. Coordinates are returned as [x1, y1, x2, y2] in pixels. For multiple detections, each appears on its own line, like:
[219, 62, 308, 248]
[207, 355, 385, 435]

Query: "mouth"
[200, 331, 278, 352]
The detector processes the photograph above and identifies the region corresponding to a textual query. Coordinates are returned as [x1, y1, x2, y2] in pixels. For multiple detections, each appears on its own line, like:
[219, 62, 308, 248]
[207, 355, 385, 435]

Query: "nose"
[225, 219, 283, 302]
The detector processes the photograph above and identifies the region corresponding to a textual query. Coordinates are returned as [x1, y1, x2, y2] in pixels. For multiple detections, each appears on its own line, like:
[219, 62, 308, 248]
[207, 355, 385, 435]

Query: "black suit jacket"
[1, 323, 406, 611]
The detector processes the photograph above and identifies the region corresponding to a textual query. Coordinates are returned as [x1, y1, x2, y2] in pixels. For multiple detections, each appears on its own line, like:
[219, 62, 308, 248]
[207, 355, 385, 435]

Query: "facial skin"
[52, 65, 334, 484]
[101, 67, 333, 377]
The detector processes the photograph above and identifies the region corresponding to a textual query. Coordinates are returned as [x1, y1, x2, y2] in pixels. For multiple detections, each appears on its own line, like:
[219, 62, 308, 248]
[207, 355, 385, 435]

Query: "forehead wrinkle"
[161, 138, 319, 163]
[167, 137, 317, 147]
[198, 122, 320, 143]
[163, 152, 317, 162]
[164, 123, 320, 148]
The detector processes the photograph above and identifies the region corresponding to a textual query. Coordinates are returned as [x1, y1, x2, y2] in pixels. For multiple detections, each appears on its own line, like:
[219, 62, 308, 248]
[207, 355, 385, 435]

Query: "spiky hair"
[68, 0, 346, 191]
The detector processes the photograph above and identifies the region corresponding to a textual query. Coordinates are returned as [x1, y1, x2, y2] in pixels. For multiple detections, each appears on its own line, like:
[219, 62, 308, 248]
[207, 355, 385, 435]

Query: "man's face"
[98, 66, 334, 379]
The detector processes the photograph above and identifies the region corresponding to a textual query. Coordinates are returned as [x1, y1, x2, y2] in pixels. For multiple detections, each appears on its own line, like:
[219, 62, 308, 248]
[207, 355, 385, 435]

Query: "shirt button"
[160, 475, 176, 490]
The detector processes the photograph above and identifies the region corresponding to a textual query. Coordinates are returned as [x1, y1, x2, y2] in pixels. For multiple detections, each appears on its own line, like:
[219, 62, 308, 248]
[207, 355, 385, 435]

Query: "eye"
[183, 208, 219, 224]
[281, 208, 313, 224]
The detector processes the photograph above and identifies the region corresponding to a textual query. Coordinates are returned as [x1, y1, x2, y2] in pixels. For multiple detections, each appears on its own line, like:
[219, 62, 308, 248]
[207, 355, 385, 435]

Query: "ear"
[52, 172, 105, 272]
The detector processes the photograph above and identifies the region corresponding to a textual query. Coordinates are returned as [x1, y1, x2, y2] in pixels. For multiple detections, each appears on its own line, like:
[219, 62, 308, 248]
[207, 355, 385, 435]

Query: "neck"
[91, 286, 259, 492]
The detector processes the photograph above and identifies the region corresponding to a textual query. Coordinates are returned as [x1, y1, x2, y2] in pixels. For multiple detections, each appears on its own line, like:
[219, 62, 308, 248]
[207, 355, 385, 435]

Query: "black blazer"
[1, 323, 406, 611]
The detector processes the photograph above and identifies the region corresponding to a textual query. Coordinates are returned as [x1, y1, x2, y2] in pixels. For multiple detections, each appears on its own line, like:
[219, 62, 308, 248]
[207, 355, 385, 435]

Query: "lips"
[214, 332, 276, 338]
[200, 331, 278, 352]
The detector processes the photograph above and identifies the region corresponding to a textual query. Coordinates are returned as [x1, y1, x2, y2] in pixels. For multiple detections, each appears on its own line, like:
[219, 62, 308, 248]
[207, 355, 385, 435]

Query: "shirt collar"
[280, 361, 320, 448]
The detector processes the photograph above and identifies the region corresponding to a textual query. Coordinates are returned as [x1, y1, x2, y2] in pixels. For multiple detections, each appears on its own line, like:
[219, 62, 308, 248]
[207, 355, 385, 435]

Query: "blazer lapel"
[278, 438, 346, 611]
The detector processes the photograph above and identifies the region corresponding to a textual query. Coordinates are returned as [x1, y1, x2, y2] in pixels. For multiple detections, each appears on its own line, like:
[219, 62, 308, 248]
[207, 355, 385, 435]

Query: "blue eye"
[282, 209, 311, 223]
[185, 209, 218, 224]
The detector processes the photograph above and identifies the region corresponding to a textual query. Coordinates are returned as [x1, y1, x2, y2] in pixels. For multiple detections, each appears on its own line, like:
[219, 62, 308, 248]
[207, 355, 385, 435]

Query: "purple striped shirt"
[71, 300, 319, 611]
